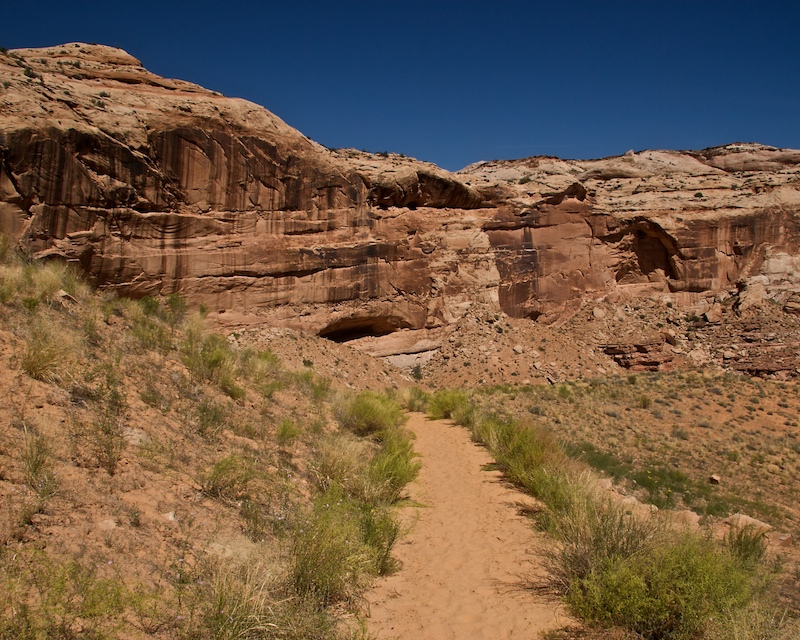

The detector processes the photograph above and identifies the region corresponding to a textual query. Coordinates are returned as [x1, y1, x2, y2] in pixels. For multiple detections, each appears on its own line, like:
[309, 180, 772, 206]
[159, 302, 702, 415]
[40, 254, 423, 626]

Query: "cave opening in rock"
[614, 227, 678, 283]
[318, 317, 400, 343]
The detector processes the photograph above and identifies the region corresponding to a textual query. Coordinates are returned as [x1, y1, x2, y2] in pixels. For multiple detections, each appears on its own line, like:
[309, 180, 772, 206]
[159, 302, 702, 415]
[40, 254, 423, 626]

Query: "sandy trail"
[365, 413, 570, 639]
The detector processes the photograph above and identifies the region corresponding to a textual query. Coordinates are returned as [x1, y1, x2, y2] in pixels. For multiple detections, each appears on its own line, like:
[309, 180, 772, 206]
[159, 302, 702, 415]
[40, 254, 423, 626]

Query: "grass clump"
[0, 552, 126, 639]
[290, 369, 331, 402]
[395, 386, 429, 412]
[192, 551, 338, 640]
[201, 454, 256, 501]
[22, 430, 58, 501]
[180, 317, 245, 399]
[20, 319, 72, 383]
[276, 418, 301, 447]
[191, 398, 229, 440]
[299, 390, 419, 600]
[427, 388, 470, 420]
[367, 425, 421, 504]
[725, 524, 768, 568]
[290, 485, 375, 606]
[336, 391, 404, 437]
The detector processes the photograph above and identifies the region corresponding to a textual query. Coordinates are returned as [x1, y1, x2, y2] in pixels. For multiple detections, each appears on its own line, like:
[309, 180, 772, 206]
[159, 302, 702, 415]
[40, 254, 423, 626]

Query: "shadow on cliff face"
[609, 225, 680, 285]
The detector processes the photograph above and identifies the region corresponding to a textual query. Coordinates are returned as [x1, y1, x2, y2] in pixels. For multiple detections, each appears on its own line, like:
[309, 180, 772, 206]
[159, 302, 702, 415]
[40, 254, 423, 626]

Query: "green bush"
[336, 391, 404, 437]
[724, 524, 767, 568]
[567, 533, 752, 640]
[367, 425, 420, 503]
[427, 389, 470, 420]
[290, 486, 373, 606]
[276, 419, 301, 447]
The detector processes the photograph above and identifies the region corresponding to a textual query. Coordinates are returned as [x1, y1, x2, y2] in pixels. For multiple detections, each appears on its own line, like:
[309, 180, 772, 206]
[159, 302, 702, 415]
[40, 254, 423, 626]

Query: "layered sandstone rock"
[2, 44, 800, 361]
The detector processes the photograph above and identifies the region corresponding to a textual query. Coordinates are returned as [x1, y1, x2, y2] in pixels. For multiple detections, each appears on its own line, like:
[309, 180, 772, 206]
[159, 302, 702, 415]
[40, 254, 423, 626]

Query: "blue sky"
[3, 1, 799, 170]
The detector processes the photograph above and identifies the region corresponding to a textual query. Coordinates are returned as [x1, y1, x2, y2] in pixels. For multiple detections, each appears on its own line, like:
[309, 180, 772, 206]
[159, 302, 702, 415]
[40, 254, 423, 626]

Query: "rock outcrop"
[2, 44, 800, 360]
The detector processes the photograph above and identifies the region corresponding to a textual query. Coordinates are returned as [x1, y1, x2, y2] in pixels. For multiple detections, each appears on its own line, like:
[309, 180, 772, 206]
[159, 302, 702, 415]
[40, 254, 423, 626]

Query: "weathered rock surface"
[601, 338, 674, 371]
[2, 44, 800, 360]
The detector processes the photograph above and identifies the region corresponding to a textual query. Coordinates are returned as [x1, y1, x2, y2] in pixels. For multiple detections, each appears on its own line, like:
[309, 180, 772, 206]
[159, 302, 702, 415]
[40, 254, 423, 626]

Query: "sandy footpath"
[364, 413, 571, 639]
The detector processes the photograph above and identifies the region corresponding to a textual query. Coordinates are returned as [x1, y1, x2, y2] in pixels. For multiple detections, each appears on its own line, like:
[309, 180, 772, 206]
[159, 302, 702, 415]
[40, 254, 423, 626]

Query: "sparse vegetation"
[436, 390, 792, 640]
[1, 235, 798, 638]
[0, 244, 418, 637]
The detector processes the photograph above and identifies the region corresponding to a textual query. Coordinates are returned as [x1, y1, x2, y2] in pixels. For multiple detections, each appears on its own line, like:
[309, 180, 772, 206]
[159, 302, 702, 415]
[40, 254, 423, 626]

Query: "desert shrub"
[80, 366, 129, 476]
[0, 552, 126, 639]
[180, 318, 244, 399]
[471, 413, 572, 508]
[395, 386, 429, 412]
[192, 398, 228, 440]
[311, 432, 373, 496]
[630, 466, 691, 509]
[22, 431, 58, 501]
[567, 532, 753, 640]
[276, 419, 301, 447]
[201, 454, 255, 501]
[336, 391, 404, 438]
[427, 389, 470, 420]
[546, 492, 662, 588]
[139, 382, 171, 412]
[131, 313, 172, 353]
[724, 524, 767, 567]
[239, 498, 270, 542]
[290, 486, 374, 606]
[366, 425, 420, 504]
[0, 257, 90, 309]
[188, 549, 338, 640]
[20, 318, 71, 383]
[312, 425, 418, 507]
[291, 369, 331, 401]
[704, 603, 800, 640]
[361, 504, 401, 576]
[128, 295, 187, 354]
[238, 348, 281, 394]
[218, 370, 246, 400]
[0, 263, 24, 304]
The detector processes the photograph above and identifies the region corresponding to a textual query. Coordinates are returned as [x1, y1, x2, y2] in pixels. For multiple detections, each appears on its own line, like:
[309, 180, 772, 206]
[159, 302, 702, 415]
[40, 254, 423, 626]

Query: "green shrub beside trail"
[433, 389, 788, 640]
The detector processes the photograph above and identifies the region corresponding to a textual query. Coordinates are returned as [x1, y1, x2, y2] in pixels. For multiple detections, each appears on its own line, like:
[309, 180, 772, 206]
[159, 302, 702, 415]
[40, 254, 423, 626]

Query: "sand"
[365, 413, 571, 639]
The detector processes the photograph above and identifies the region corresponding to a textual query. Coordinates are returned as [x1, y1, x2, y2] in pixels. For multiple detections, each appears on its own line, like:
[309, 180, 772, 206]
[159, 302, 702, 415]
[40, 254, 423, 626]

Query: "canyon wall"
[2, 44, 800, 348]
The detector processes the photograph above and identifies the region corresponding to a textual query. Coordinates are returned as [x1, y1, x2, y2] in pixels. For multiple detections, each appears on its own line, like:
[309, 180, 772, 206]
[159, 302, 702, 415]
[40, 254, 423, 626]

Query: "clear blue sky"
[3, 1, 799, 170]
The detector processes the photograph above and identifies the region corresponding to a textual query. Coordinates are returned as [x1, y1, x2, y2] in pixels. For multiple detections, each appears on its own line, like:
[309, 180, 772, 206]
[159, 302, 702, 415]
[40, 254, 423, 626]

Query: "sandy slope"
[365, 413, 572, 639]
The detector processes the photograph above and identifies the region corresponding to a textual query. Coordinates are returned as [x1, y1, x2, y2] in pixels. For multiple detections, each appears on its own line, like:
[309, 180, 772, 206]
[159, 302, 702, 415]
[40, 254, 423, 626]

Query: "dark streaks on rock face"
[149, 128, 368, 214]
[2, 45, 800, 337]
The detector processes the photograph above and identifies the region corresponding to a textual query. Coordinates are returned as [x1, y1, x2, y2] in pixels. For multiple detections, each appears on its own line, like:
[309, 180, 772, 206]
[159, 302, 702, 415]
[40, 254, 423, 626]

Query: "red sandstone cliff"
[2, 44, 800, 350]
